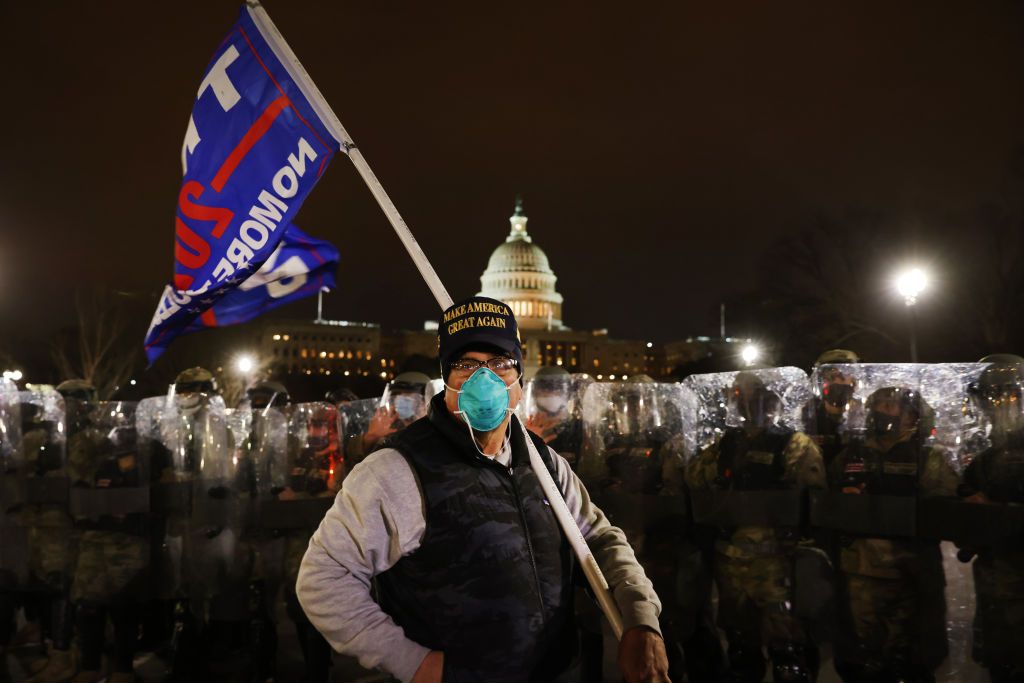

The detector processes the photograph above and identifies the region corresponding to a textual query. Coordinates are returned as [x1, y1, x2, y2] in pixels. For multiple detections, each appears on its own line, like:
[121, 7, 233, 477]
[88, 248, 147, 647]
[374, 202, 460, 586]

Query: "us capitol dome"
[478, 197, 566, 331]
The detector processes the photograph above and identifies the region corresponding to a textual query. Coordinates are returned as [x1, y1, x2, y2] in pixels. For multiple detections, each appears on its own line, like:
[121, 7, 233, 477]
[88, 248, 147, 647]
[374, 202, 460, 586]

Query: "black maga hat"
[438, 296, 523, 369]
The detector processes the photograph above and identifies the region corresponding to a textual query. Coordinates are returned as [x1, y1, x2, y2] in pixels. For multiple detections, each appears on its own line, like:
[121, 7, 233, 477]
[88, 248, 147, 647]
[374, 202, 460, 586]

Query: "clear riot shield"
[67, 400, 151, 606]
[522, 373, 592, 470]
[0, 379, 26, 591]
[804, 364, 977, 539]
[340, 397, 383, 466]
[260, 402, 341, 532]
[67, 400, 150, 522]
[151, 393, 242, 602]
[17, 389, 73, 592]
[244, 407, 290, 498]
[679, 367, 814, 530]
[806, 364, 985, 679]
[580, 379, 698, 673]
[579, 381, 689, 550]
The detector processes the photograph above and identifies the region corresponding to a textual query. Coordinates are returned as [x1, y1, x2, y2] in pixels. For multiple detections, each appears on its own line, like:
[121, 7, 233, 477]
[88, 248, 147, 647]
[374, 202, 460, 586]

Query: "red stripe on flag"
[211, 94, 291, 193]
[238, 25, 335, 156]
[201, 308, 218, 327]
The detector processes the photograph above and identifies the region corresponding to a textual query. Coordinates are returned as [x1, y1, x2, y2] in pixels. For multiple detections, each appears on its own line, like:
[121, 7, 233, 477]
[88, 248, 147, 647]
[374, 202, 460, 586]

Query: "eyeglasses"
[450, 356, 520, 379]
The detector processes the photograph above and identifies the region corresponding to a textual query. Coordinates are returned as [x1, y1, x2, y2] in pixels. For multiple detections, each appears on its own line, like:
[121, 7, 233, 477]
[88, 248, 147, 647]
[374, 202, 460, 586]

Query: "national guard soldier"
[345, 372, 430, 465]
[804, 350, 861, 468]
[830, 386, 957, 681]
[238, 379, 291, 680]
[685, 371, 826, 682]
[522, 366, 588, 470]
[958, 355, 1024, 682]
[152, 367, 240, 679]
[64, 388, 150, 683]
[18, 387, 74, 683]
[279, 402, 342, 683]
[582, 376, 722, 682]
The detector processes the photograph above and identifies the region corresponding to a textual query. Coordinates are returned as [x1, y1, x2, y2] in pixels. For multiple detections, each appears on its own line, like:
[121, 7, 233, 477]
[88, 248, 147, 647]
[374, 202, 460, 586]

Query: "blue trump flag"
[181, 225, 339, 335]
[145, 3, 351, 363]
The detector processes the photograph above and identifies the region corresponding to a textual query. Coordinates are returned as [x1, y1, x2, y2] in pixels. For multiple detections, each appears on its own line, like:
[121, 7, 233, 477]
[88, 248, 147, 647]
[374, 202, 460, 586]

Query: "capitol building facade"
[478, 198, 656, 377]
[477, 198, 565, 331]
[258, 198, 741, 384]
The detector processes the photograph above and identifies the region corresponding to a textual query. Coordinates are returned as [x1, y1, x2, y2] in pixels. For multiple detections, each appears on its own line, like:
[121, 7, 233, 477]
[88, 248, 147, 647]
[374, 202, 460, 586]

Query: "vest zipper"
[506, 464, 547, 620]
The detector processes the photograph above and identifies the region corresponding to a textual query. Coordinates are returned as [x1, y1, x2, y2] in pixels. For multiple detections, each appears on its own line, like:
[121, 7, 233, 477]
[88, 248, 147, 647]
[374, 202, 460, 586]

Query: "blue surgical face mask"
[393, 394, 421, 421]
[448, 368, 512, 432]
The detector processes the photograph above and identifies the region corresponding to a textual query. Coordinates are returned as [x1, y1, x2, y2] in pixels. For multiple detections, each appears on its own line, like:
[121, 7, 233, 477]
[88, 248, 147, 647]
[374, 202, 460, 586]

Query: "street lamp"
[235, 354, 255, 375]
[894, 267, 928, 362]
[741, 344, 760, 367]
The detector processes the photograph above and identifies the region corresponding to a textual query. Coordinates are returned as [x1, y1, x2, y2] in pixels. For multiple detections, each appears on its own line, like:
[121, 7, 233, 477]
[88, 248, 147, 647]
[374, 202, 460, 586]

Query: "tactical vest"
[841, 439, 921, 498]
[716, 426, 793, 491]
[376, 396, 576, 683]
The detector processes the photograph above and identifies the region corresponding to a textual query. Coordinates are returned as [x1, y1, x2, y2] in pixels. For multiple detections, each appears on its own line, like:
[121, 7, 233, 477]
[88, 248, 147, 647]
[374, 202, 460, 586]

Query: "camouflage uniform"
[830, 435, 957, 680]
[18, 392, 76, 683]
[66, 401, 149, 680]
[686, 428, 825, 681]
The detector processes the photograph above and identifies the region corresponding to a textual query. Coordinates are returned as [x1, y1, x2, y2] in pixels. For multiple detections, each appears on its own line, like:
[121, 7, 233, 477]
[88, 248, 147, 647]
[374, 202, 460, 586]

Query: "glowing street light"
[741, 344, 760, 366]
[235, 354, 255, 375]
[894, 266, 929, 361]
[2, 370, 23, 382]
[895, 267, 928, 306]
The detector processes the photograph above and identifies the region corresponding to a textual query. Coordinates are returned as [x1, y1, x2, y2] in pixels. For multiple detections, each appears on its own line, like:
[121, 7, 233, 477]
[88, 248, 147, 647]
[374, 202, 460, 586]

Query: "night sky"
[2, 1, 1024, 362]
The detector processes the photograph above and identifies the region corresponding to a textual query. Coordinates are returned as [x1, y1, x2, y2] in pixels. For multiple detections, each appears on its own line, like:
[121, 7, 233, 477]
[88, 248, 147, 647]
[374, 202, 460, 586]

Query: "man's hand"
[363, 407, 398, 449]
[618, 627, 670, 683]
[411, 650, 443, 683]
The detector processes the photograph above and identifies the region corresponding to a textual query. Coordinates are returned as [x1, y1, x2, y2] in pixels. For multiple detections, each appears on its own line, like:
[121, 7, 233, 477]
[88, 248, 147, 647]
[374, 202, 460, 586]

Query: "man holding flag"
[145, 3, 670, 680]
[298, 298, 671, 682]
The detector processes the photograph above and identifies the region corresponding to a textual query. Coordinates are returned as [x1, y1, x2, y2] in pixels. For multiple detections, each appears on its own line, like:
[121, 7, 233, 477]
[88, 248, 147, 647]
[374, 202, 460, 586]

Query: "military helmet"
[535, 366, 570, 379]
[814, 349, 860, 368]
[247, 380, 290, 407]
[391, 372, 431, 391]
[174, 367, 217, 394]
[533, 365, 570, 391]
[729, 372, 781, 427]
[325, 388, 359, 405]
[971, 354, 1024, 428]
[56, 379, 97, 402]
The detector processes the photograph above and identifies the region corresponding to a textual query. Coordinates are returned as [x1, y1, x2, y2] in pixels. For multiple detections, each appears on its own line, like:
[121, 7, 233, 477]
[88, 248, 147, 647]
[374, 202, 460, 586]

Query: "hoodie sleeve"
[295, 448, 431, 683]
[547, 447, 663, 634]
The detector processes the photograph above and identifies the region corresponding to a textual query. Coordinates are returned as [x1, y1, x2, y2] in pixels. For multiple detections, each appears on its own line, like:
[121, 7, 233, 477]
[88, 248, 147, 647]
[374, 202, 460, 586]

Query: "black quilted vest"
[376, 394, 576, 683]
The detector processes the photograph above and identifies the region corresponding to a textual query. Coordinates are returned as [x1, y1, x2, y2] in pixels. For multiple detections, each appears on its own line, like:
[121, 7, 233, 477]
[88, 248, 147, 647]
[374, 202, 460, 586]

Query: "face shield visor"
[729, 386, 782, 430]
[865, 388, 924, 442]
[528, 377, 571, 416]
[173, 380, 215, 414]
[974, 368, 1024, 440]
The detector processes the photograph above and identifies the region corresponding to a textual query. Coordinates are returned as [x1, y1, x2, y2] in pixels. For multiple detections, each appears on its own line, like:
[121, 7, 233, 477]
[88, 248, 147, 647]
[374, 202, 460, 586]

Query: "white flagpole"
[246, 0, 624, 639]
